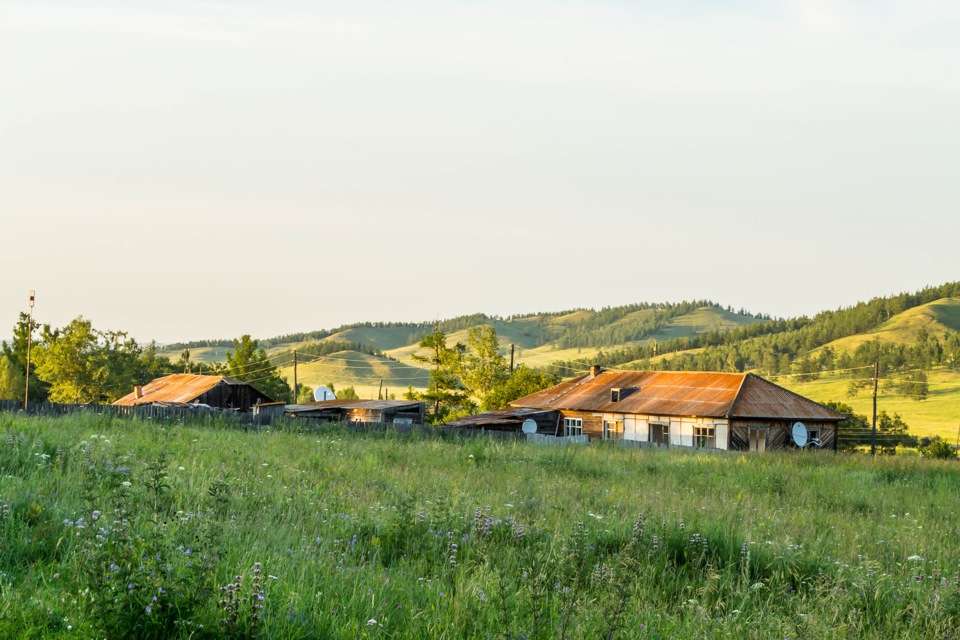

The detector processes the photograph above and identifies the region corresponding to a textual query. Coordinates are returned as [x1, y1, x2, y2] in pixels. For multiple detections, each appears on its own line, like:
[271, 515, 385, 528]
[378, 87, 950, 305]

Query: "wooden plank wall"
[730, 420, 839, 452]
[560, 410, 603, 438]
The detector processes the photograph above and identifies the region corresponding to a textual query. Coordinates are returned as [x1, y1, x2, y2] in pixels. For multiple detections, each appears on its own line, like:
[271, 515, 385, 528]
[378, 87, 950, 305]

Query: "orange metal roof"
[511, 369, 842, 421]
[445, 407, 554, 427]
[113, 374, 246, 406]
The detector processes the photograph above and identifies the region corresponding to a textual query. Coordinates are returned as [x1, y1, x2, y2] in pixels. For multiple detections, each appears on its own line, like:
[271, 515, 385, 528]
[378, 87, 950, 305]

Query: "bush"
[919, 436, 957, 460]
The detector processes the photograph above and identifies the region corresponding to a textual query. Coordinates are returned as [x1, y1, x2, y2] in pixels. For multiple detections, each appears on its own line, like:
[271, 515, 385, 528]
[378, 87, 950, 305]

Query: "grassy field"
[3, 413, 960, 638]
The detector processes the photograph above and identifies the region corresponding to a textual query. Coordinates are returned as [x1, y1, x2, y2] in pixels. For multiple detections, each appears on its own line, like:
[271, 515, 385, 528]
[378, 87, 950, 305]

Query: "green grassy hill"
[162, 286, 960, 438]
[323, 326, 422, 352]
[815, 297, 960, 355]
[276, 350, 429, 400]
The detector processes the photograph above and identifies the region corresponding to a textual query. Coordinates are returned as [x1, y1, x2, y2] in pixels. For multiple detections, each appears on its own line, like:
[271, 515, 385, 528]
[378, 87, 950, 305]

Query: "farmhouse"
[449, 366, 843, 452]
[113, 374, 274, 411]
[257, 399, 426, 426]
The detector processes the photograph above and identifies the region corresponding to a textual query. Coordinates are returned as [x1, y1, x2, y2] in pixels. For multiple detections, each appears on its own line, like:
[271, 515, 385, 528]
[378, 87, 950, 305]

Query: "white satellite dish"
[313, 386, 337, 402]
[521, 419, 538, 434]
[792, 421, 809, 448]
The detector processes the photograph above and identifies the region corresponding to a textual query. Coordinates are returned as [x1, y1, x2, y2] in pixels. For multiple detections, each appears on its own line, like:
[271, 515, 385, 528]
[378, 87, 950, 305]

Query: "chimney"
[134, 386, 143, 399]
[589, 365, 602, 378]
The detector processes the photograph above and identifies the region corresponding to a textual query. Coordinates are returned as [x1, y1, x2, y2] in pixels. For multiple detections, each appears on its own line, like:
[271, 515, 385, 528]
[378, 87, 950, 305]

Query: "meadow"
[2, 414, 960, 639]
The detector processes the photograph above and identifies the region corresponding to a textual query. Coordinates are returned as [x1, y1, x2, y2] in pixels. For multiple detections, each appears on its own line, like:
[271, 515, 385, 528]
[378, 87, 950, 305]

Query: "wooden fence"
[0, 400, 261, 424]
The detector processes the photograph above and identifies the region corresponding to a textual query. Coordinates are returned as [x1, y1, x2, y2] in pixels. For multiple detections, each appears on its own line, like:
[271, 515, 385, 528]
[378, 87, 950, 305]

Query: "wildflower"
[367, 619, 378, 626]
[478, 588, 488, 602]
[145, 605, 152, 614]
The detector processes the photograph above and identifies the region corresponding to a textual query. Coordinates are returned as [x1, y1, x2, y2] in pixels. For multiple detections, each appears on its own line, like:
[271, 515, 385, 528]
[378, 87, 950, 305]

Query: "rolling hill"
[165, 283, 960, 438]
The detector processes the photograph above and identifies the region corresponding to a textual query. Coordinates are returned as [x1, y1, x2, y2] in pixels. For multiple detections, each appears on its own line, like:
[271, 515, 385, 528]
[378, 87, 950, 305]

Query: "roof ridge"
[741, 374, 846, 419]
[725, 372, 751, 418]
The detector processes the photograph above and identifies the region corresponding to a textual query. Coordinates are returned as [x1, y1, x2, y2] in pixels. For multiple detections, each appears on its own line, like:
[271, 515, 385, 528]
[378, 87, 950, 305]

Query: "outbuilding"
[113, 374, 274, 411]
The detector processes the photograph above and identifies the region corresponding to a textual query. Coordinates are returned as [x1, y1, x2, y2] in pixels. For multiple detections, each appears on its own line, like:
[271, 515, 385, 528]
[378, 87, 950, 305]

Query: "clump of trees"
[824, 401, 919, 454]
[405, 326, 558, 423]
[0, 317, 294, 405]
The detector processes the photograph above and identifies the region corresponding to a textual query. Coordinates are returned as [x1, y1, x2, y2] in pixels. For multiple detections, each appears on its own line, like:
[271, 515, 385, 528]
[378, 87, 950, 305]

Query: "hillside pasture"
[778, 368, 960, 439]
[814, 297, 960, 356]
[276, 350, 429, 396]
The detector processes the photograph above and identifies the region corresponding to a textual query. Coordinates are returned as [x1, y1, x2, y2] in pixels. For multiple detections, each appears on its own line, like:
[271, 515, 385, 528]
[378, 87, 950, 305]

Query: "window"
[650, 423, 669, 445]
[603, 420, 623, 440]
[564, 418, 583, 437]
[695, 426, 716, 448]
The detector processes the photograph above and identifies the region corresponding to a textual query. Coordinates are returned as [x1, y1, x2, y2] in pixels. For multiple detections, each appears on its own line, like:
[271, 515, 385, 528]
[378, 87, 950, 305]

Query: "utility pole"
[510, 343, 515, 373]
[24, 290, 35, 411]
[871, 361, 879, 457]
[293, 350, 298, 403]
[377, 379, 383, 400]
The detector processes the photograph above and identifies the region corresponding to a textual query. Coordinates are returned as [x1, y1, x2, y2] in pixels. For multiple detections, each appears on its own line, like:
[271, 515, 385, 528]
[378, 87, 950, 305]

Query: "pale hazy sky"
[2, 0, 958, 343]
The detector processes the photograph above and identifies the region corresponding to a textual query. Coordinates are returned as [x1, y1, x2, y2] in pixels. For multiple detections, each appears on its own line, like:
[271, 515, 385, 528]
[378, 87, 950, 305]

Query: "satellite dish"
[521, 419, 537, 434]
[313, 386, 337, 402]
[792, 421, 809, 448]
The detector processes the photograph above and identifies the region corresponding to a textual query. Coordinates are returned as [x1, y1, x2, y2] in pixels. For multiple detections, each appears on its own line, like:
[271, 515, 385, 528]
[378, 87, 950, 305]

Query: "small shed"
[446, 407, 559, 433]
[282, 399, 425, 425]
[113, 374, 275, 411]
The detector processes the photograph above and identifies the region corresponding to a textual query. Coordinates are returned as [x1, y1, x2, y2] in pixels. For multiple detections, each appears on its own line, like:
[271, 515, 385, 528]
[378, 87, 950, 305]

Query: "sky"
[1, 0, 958, 344]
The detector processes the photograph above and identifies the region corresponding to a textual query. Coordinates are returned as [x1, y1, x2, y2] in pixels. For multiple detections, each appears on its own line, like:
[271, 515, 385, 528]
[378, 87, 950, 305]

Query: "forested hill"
[164, 283, 960, 383]
[167, 300, 767, 356]
[546, 282, 960, 378]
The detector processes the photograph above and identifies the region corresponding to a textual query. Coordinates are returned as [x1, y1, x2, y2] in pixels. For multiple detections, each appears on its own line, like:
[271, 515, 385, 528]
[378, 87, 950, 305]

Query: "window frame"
[694, 425, 716, 449]
[563, 417, 583, 437]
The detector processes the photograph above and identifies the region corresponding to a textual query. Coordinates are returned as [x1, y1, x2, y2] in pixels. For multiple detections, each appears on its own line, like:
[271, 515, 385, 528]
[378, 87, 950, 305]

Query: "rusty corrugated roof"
[445, 407, 555, 428]
[113, 374, 246, 406]
[730, 374, 844, 420]
[511, 369, 843, 421]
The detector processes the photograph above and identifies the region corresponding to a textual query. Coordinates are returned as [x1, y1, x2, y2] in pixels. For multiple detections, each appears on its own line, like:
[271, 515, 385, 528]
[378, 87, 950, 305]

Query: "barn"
[113, 374, 275, 411]
[275, 399, 426, 426]
[451, 366, 843, 452]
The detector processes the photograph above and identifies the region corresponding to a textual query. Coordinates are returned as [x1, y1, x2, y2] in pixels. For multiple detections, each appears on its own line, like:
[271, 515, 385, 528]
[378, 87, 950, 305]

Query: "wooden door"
[749, 428, 766, 452]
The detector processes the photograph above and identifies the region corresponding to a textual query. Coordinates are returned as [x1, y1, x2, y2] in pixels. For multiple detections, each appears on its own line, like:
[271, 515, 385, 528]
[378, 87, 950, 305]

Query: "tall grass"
[1, 412, 959, 638]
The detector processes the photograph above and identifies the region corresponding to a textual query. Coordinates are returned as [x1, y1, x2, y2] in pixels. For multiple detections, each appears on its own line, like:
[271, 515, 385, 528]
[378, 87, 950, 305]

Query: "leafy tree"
[484, 365, 559, 410]
[919, 436, 957, 460]
[336, 386, 360, 400]
[405, 328, 469, 423]
[897, 371, 929, 401]
[461, 327, 510, 411]
[1, 312, 49, 401]
[225, 335, 291, 403]
[297, 384, 315, 403]
[0, 355, 25, 401]
[32, 317, 137, 403]
[178, 349, 191, 373]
